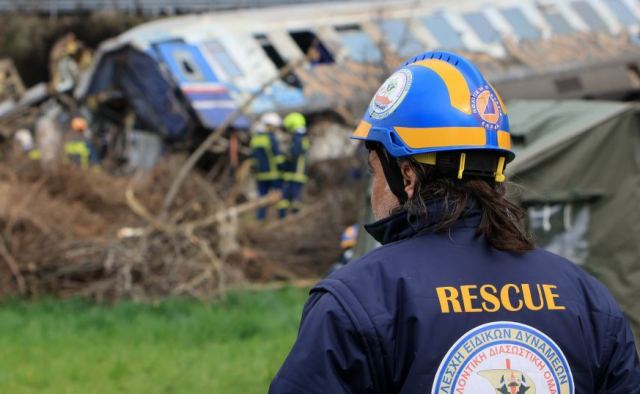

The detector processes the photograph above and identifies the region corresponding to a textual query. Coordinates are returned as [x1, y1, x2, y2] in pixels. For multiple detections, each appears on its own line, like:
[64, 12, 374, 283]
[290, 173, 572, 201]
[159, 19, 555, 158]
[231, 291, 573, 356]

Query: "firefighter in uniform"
[64, 117, 98, 169]
[251, 112, 286, 220]
[270, 51, 640, 393]
[280, 112, 310, 218]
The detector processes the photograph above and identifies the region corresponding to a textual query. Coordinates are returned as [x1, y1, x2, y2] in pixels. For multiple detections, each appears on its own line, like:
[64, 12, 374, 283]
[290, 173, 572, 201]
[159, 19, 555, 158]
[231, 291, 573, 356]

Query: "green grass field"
[0, 287, 310, 393]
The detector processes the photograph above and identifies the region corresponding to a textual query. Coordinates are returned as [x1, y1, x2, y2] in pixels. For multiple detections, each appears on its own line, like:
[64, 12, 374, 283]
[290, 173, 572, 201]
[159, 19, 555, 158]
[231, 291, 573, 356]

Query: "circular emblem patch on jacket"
[369, 69, 412, 119]
[432, 321, 574, 394]
[471, 85, 503, 130]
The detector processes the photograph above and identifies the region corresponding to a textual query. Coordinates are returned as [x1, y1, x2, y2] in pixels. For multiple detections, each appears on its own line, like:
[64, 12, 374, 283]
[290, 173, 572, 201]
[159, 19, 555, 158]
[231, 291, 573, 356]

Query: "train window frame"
[202, 40, 244, 79]
[289, 30, 335, 65]
[377, 19, 424, 57]
[603, 0, 639, 27]
[462, 11, 501, 43]
[421, 14, 465, 50]
[254, 33, 302, 88]
[571, 1, 609, 32]
[500, 7, 542, 40]
[171, 49, 206, 82]
[334, 24, 383, 64]
[543, 11, 575, 35]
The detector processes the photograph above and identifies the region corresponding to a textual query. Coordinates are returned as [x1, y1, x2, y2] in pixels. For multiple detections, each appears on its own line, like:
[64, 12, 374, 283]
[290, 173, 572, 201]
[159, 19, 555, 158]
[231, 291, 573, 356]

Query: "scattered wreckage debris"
[0, 153, 363, 301]
[3, 0, 639, 303]
[0, 59, 25, 104]
[0, 34, 365, 301]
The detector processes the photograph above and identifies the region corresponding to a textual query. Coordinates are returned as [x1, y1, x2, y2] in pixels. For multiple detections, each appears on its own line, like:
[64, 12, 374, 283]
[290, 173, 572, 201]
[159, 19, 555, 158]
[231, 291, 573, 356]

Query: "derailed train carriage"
[75, 0, 640, 156]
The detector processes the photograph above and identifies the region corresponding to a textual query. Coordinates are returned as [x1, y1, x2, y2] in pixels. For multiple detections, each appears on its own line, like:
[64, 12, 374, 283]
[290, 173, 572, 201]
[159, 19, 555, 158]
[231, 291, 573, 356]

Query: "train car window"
[542, 11, 575, 35]
[254, 34, 302, 88]
[378, 19, 424, 57]
[421, 14, 465, 49]
[289, 31, 334, 64]
[463, 12, 501, 43]
[604, 0, 639, 26]
[571, 1, 609, 31]
[202, 40, 243, 78]
[500, 7, 541, 40]
[335, 24, 383, 63]
[172, 49, 206, 82]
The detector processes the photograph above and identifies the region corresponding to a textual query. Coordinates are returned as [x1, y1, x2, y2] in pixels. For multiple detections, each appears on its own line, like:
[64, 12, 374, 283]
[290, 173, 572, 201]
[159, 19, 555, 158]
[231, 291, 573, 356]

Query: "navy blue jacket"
[283, 132, 310, 184]
[270, 205, 640, 393]
[250, 132, 283, 181]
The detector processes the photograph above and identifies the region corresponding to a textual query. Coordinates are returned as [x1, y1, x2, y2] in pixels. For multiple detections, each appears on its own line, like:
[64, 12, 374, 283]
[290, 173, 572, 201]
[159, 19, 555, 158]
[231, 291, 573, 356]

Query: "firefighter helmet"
[283, 112, 306, 132]
[260, 112, 282, 129]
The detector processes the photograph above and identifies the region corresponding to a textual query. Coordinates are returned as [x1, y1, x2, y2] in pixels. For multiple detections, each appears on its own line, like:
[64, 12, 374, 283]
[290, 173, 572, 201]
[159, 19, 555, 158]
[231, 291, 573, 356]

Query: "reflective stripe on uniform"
[28, 150, 42, 160]
[255, 171, 281, 181]
[250, 134, 271, 149]
[283, 172, 308, 183]
[64, 141, 90, 169]
[283, 148, 308, 183]
[251, 133, 282, 179]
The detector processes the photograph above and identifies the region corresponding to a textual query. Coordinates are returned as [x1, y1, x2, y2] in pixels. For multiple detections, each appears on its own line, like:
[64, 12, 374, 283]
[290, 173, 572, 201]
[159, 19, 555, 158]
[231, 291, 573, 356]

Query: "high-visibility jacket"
[283, 133, 309, 183]
[64, 139, 92, 169]
[250, 132, 284, 181]
[28, 150, 42, 160]
[23, 139, 97, 169]
[271, 201, 640, 393]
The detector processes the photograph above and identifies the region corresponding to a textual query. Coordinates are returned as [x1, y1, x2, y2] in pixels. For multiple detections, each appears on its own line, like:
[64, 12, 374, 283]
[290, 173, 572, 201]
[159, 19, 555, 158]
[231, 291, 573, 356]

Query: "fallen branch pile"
[0, 153, 363, 301]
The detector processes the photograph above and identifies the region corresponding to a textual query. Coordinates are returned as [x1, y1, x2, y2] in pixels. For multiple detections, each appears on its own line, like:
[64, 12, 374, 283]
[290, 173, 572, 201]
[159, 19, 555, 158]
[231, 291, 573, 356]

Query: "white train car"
[76, 0, 640, 139]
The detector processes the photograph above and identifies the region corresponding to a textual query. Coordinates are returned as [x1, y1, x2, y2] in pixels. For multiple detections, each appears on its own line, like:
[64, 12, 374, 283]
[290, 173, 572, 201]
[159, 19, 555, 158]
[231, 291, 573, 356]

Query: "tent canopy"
[507, 99, 640, 345]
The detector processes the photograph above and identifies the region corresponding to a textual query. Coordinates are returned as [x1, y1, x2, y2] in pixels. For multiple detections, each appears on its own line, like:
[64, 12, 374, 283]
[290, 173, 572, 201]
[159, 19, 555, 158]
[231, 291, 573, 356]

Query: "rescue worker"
[270, 51, 640, 393]
[64, 117, 98, 169]
[250, 112, 286, 220]
[326, 225, 359, 275]
[338, 224, 358, 264]
[280, 112, 310, 218]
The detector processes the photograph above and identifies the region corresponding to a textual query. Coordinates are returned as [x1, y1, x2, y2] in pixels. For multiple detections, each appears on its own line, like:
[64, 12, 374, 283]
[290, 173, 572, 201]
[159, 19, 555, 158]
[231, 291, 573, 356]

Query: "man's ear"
[400, 161, 417, 199]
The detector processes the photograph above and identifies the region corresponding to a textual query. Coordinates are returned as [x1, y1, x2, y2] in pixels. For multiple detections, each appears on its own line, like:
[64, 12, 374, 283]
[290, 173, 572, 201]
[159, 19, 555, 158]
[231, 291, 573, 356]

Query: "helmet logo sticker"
[431, 321, 574, 394]
[471, 85, 503, 130]
[369, 69, 412, 119]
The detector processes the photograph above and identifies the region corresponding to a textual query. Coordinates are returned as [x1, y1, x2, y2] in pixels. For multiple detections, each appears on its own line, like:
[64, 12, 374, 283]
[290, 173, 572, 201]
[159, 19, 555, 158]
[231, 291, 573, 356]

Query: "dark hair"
[398, 157, 534, 253]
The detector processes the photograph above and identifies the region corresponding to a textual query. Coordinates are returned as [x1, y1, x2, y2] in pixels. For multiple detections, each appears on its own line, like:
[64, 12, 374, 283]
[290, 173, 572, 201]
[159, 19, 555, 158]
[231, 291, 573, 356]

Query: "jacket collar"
[364, 200, 481, 245]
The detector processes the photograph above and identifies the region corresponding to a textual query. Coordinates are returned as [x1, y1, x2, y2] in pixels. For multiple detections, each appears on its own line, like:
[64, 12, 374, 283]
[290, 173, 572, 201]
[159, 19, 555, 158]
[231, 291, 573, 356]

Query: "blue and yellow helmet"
[340, 225, 359, 250]
[352, 51, 512, 184]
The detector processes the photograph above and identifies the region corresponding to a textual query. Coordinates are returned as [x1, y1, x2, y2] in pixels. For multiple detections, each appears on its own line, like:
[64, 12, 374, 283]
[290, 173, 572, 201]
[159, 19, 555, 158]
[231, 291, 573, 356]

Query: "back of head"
[353, 51, 532, 253]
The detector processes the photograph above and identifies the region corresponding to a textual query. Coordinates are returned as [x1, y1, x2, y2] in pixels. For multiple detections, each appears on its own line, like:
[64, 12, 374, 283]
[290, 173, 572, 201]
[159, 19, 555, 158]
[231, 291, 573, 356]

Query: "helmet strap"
[366, 142, 409, 205]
